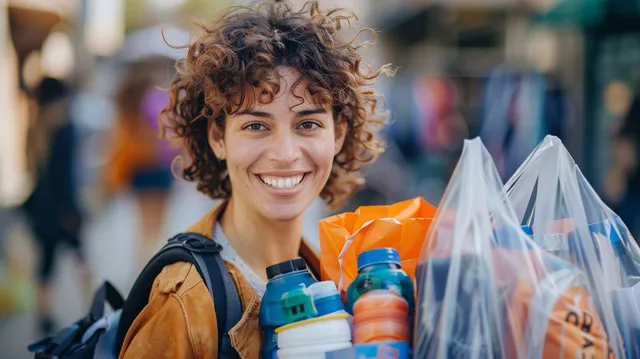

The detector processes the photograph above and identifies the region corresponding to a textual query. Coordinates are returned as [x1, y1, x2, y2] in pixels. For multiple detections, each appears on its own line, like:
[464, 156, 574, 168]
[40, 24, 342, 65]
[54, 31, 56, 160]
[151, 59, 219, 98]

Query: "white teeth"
[259, 174, 304, 189]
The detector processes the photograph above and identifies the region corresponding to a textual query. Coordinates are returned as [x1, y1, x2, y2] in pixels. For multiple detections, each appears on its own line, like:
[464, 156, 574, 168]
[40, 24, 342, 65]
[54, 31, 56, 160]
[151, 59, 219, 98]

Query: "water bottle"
[281, 285, 318, 323]
[275, 313, 351, 359]
[307, 281, 345, 316]
[352, 290, 410, 344]
[259, 258, 317, 359]
[353, 341, 412, 359]
[276, 283, 352, 359]
[345, 248, 414, 315]
[325, 341, 412, 359]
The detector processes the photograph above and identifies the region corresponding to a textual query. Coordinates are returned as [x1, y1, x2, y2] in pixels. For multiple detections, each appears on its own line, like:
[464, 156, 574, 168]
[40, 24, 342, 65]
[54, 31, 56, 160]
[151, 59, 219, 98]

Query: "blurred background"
[1, 0, 640, 357]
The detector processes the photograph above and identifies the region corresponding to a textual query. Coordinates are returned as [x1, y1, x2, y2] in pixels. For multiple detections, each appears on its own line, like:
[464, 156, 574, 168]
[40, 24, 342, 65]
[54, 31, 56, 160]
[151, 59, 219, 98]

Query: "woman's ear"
[334, 114, 347, 155]
[208, 120, 226, 160]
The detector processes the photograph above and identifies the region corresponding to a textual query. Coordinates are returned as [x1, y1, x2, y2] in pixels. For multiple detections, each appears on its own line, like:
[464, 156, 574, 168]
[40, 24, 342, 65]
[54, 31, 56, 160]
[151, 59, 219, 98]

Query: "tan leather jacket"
[119, 204, 320, 359]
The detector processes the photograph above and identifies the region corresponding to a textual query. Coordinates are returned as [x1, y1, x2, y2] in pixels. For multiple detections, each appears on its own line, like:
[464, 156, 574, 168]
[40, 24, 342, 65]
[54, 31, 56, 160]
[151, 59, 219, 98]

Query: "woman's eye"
[298, 121, 320, 131]
[245, 123, 267, 132]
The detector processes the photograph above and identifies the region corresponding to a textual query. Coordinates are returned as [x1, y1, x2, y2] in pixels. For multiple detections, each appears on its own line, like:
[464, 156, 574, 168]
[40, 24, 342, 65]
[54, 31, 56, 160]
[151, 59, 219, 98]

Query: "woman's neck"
[219, 198, 303, 280]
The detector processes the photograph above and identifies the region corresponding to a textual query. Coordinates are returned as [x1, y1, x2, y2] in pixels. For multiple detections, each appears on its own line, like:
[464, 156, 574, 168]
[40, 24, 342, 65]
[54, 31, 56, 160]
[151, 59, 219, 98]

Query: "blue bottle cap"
[357, 248, 401, 271]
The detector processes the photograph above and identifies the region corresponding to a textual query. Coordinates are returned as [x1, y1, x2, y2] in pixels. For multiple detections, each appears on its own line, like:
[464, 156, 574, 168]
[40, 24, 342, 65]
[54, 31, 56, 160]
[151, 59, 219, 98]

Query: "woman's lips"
[255, 173, 310, 196]
[258, 173, 305, 189]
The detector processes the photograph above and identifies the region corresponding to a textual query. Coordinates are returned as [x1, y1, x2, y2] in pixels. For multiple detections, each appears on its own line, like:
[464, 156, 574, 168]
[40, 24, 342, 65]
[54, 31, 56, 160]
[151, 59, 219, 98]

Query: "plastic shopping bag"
[319, 197, 436, 294]
[506, 135, 639, 357]
[415, 138, 617, 358]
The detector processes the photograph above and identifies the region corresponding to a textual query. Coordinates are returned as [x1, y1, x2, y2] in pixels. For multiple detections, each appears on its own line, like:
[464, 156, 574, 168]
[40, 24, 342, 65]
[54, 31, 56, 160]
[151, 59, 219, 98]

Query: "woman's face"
[210, 66, 346, 222]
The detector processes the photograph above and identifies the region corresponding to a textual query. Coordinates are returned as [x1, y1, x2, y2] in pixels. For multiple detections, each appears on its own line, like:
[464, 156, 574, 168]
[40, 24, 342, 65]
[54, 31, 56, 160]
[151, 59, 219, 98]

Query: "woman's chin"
[259, 202, 307, 223]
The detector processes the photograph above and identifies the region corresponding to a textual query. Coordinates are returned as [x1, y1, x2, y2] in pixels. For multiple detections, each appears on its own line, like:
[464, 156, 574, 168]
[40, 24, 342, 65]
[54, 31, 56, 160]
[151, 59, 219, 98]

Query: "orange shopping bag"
[319, 197, 436, 294]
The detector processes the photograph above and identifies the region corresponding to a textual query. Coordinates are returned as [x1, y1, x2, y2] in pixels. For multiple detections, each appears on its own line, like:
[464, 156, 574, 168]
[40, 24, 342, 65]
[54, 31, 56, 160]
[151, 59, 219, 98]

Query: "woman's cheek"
[308, 142, 334, 171]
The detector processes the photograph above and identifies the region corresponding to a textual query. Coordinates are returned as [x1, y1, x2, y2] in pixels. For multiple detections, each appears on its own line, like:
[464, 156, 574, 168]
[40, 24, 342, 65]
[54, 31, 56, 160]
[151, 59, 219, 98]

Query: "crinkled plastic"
[506, 135, 640, 357]
[415, 138, 617, 358]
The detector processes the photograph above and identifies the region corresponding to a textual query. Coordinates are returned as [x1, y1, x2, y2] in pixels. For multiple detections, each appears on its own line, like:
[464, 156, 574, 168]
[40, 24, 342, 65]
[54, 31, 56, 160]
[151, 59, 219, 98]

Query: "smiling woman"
[209, 67, 344, 225]
[161, 3, 394, 211]
[119, 1, 392, 358]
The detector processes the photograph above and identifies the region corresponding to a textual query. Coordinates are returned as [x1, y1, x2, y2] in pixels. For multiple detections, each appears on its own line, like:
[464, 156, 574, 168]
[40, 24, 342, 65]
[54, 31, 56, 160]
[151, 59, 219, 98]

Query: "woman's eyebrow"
[239, 110, 273, 119]
[239, 108, 327, 118]
[295, 108, 327, 117]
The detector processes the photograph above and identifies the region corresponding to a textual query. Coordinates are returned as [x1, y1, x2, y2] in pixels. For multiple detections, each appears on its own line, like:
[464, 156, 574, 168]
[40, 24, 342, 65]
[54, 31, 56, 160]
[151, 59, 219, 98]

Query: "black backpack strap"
[115, 232, 241, 359]
[203, 235, 242, 359]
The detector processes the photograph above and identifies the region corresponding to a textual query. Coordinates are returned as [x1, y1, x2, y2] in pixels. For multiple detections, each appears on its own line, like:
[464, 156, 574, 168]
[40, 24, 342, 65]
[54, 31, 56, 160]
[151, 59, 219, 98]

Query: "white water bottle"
[275, 313, 352, 359]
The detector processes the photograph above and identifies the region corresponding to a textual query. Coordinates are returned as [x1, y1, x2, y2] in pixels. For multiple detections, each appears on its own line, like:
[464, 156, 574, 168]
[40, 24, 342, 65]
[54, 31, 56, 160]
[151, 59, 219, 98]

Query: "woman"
[22, 77, 91, 334]
[119, 1, 391, 358]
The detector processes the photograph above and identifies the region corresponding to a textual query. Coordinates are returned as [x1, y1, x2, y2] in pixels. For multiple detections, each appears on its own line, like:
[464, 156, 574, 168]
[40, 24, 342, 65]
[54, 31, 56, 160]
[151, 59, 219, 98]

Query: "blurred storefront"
[347, 0, 640, 206]
[583, 1, 640, 195]
[1, 0, 239, 208]
[5, 0, 638, 205]
[361, 0, 585, 203]
[533, 0, 640, 196]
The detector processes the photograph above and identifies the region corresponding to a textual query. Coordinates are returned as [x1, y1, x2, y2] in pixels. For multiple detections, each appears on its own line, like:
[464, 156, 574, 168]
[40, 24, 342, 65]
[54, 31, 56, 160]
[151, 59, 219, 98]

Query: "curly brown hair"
[160, 0, 393, 210]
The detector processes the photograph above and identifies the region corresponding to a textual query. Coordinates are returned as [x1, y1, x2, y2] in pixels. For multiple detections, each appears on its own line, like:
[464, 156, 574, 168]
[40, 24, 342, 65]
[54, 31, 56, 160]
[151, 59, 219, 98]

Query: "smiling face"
[209, 66, 347, 222]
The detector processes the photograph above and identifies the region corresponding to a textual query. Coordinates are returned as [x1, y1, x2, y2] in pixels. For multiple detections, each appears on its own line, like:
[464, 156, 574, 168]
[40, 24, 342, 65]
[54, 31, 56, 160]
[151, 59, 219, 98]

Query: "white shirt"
[214, 222, 267, 298]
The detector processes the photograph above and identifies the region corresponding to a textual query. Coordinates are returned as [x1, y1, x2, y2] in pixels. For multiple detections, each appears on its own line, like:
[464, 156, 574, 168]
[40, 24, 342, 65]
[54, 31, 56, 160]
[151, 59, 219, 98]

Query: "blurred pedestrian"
[21, 77, 91, 335]
[104, 58, 177, 267]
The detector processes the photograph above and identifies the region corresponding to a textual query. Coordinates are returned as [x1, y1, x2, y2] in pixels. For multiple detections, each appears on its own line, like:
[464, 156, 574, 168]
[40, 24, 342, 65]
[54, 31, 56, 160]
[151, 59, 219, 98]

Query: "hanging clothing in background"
[412, 77, 459, 153]
[384, 75, 462, 159]
[479, 66, 550, 180]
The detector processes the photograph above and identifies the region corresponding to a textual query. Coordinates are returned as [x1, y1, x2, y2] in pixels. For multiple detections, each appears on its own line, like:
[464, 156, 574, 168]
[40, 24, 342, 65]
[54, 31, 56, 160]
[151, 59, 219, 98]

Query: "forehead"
[237, 66, 331, 114]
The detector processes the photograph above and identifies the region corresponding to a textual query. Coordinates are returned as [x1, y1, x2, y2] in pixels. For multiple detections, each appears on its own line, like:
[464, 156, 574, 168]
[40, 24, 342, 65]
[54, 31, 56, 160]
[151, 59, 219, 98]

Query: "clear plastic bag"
[415, 138, 617, 358]
[505, 135, 640, 357]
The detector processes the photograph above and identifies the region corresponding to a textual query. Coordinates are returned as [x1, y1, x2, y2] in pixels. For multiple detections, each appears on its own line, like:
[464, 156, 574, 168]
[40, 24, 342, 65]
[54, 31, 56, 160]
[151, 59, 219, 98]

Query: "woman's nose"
[268, 131, 301, 164]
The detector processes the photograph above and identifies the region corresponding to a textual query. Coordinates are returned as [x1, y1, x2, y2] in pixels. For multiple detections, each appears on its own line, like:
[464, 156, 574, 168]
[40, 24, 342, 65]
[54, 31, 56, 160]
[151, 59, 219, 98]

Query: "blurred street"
[0, 182, 210, 358]
[2, 0, 640, 357]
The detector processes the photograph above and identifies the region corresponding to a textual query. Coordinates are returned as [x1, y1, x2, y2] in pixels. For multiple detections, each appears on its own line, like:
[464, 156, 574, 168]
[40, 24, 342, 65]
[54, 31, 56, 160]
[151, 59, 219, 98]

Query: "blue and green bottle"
[345, 248, 415, 315]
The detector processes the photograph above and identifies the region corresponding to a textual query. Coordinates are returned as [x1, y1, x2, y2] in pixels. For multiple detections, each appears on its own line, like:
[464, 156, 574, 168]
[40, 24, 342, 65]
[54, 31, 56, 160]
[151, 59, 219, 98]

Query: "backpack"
[28, 232, 242, 359]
